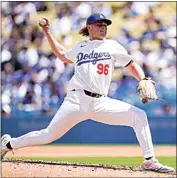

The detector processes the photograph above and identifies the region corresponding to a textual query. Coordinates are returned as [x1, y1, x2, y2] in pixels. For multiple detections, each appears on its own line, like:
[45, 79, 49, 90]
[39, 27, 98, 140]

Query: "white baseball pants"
[10, 89, 154, 158]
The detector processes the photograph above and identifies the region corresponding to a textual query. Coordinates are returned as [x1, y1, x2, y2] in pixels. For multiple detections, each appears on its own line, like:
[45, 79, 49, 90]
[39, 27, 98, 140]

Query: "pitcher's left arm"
[125, 60, 158, 104]
[125, 60, 145, 81]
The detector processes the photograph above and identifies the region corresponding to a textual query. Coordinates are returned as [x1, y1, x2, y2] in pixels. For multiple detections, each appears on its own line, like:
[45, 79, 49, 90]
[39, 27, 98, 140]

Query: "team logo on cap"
[100, 14, 104, 19]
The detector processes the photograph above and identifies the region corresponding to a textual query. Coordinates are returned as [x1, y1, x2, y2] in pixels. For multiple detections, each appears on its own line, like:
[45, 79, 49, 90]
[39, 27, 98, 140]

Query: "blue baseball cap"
[86, 13, 112, 25]
[79, 13, 112, 36]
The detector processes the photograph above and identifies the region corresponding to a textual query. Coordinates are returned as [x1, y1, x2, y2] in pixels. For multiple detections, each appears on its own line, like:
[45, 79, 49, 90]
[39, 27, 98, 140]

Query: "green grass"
[8, 156, 176, 169]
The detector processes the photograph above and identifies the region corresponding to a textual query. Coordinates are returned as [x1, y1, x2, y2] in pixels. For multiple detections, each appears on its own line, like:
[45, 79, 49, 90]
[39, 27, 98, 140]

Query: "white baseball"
[39, 18, 47, 26]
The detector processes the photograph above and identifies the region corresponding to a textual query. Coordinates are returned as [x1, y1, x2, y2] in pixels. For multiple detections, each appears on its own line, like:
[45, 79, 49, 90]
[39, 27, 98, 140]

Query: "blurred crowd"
[1, 2, 176, 118]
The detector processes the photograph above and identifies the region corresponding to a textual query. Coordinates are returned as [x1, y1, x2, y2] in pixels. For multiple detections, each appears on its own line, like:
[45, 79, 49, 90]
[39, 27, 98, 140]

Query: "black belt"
[72, 89, 103, 98]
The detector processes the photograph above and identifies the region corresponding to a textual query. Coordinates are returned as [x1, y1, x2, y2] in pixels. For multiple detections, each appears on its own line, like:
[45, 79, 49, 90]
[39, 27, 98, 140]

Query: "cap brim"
[88, 19, 112, 26]
[98, 19, 112, 26]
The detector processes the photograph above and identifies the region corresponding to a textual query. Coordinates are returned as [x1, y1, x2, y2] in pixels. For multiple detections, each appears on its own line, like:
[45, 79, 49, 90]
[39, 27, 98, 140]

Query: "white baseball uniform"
[10, 39, 155, 159]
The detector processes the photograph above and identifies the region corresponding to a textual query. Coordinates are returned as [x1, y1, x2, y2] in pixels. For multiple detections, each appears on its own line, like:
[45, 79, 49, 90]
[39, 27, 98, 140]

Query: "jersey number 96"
[97, 63, 109, 75]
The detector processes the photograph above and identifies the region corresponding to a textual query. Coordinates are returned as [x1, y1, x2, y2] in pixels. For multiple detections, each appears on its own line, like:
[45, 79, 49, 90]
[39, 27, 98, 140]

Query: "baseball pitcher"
[1, 13, 174, 173]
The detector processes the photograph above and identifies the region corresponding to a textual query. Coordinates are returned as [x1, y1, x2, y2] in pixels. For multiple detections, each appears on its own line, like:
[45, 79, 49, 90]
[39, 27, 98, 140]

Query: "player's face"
[88, 21, 107, 40]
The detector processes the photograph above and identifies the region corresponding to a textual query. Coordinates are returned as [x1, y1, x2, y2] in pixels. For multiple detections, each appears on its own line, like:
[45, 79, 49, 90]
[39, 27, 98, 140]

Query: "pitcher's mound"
[2, 160, 176, 177]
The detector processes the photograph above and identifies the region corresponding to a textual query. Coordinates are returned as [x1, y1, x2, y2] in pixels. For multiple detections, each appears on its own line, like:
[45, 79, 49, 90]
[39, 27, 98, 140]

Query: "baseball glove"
[137, 77, 158, 104]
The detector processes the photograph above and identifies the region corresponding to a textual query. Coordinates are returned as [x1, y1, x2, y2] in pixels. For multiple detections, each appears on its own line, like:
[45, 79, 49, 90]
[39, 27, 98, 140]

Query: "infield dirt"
[2, 145, 176, 177]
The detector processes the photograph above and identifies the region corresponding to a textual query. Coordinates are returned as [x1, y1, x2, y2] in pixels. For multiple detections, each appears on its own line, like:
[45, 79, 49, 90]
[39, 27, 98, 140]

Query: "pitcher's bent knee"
[139, 109, 148, 124]
[132, 107, 148, 127]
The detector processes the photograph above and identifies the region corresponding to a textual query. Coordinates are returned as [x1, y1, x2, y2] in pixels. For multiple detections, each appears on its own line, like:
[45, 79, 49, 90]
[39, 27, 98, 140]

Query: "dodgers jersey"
[64, 39, 132, 96]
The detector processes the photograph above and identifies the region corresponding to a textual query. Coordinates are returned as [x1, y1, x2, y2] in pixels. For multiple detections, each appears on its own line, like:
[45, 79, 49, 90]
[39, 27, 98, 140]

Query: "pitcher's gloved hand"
[137, 77, 158, 104]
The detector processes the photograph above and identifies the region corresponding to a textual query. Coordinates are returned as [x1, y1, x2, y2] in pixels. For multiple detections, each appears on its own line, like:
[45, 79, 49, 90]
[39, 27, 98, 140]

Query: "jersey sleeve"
[112, 41, 133, 67]
[64, 42, 81, 62]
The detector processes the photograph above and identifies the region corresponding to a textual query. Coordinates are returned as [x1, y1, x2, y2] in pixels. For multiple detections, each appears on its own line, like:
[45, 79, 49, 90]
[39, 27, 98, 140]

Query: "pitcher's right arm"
[39, 18, 73, 64]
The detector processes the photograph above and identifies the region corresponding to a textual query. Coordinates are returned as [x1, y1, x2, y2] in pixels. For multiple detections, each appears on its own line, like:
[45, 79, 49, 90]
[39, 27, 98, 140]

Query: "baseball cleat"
[1, 134, 12, 160]
[140, 157, 175, 173]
